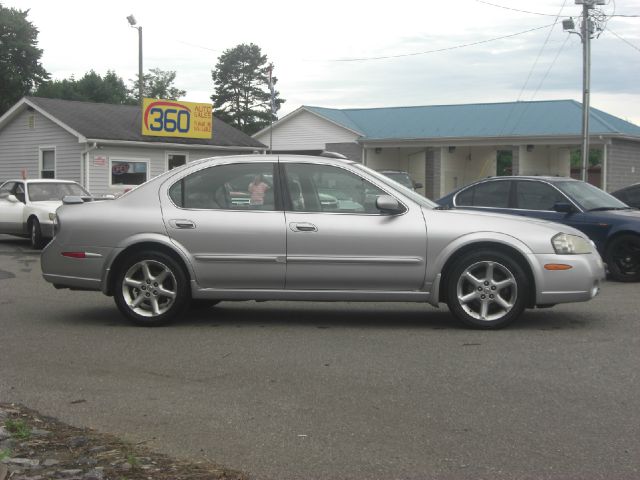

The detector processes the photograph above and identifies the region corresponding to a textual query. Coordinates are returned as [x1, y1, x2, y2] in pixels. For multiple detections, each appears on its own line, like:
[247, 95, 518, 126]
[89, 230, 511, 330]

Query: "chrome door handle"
[170, 219, 196, 229]
[289, 222, 318, 232]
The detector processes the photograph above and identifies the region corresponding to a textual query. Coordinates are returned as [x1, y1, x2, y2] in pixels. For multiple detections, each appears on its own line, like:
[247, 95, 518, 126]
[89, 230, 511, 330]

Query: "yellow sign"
[141, 98, 212, 139]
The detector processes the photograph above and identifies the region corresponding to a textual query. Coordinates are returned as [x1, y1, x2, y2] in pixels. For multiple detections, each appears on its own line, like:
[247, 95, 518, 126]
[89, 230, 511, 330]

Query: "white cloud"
[5, 0, 640, 124]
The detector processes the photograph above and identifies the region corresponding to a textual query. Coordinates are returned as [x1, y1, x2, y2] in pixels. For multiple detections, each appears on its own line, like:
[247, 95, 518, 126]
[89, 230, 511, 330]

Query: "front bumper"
[39, 221, 55, 239]
[529, 251, 605, 305]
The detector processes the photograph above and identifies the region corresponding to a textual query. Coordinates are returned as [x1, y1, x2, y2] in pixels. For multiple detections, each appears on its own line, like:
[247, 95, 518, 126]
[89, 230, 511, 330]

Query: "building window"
[110, 159, 149, 187]
[40, 149, 55, 179]
[167, 153, 187, 170]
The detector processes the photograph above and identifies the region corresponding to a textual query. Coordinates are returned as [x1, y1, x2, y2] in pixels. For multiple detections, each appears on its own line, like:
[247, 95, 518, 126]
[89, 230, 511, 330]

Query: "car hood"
[28, 201, 61, 213]
[591, 208, 640, 221]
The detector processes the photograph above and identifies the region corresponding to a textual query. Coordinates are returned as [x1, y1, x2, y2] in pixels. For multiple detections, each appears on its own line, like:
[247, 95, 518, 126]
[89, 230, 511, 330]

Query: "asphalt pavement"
[1, 234, 639, 480]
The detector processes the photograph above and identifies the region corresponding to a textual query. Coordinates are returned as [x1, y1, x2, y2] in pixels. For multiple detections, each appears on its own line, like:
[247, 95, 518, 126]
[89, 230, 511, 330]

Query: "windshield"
[555, 181, 629, 211]
[28, 182, 89, 202]
[352, 164, 437, 208]
[382, 172, 414, 189]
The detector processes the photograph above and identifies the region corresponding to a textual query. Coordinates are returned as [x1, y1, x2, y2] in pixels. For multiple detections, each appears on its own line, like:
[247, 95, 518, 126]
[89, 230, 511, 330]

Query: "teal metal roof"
[305, 100, 640, 141]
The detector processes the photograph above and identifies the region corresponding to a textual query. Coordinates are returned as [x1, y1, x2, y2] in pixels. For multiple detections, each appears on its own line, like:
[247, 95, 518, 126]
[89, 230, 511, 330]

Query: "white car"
[0, 179, 90, 249]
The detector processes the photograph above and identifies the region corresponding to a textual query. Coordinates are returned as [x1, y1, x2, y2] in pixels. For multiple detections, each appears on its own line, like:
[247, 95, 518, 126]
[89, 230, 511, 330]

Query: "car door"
[512, 179, 572, 223]
[160, 161, 286, 289]
[513, 180, 612, 247]
[0, 182, 25, 234]
[281, 161, 427, 291]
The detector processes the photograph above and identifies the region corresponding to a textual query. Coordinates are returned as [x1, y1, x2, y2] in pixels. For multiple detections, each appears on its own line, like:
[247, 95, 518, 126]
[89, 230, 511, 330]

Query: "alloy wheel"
[121, 259, 177, 317]
[456, 260, 518, 322]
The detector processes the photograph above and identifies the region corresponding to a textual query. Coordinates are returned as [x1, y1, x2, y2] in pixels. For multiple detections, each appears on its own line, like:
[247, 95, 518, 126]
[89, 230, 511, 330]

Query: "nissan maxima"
[41, 155, 605, 329]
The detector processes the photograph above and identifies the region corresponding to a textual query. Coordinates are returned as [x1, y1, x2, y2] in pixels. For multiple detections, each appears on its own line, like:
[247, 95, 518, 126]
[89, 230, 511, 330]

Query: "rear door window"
[456, 180, 511, 208]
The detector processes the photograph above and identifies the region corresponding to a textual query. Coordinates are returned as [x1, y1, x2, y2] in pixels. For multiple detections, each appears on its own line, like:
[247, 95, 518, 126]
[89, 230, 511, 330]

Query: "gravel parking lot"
[1, 235, 639, 480]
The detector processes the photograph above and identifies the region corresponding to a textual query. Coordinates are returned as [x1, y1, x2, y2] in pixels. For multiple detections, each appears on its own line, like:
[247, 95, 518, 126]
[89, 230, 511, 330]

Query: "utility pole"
[564, 0, 605, 183]
[580, 1, 592, 183]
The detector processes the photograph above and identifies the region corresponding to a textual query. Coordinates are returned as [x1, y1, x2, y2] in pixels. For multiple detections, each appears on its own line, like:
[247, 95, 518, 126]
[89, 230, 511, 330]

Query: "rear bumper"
[41, 239, 114, 292]
[529, 252, 605, 305]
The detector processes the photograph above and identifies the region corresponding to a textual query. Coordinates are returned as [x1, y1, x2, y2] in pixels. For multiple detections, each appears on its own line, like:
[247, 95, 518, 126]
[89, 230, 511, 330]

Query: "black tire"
[114, 251, 190, 326]
[445, 249, 529, 329]
[605, 234, 640, 282]
[190, 299, 221, 310]
[29, 218, 45, 249]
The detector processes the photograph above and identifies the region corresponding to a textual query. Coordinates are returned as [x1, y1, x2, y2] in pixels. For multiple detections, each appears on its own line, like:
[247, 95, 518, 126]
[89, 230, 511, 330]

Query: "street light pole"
[127, 15, 143, 105]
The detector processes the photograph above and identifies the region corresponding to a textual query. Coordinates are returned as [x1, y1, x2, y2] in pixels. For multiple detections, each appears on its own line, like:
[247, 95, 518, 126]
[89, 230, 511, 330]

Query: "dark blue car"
[436, 176, 640, 282]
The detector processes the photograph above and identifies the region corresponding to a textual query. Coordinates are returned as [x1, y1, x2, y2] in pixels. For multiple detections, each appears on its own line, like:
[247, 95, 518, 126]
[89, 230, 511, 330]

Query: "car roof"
[613, 183, 640, 192]
[473, 176, 577, 183]
[3, 179, 79, 184]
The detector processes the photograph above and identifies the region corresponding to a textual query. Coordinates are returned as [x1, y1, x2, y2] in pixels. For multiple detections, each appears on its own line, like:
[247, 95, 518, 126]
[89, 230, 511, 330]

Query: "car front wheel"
[114, 251, 190, 326]
[446, 250, 528, 329]
[29, 218, 45, 249]
[605, 234, 640, 282]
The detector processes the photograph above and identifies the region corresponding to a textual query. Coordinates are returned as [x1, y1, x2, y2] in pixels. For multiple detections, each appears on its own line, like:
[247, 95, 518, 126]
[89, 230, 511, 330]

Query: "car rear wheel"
[29, 218, 45, 250]
[114, 251, 190, 326]
[446, 250, 528, 329]
[605, 234, 640, 282]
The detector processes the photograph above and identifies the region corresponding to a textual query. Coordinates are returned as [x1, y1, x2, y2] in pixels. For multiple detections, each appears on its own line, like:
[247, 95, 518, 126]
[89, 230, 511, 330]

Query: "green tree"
[34, 70, 134, 104]
[130, 68, 186, 102]
[570, 148, 602, 168]
[0, 4, 49, 114]
[211, 43, 284, 135]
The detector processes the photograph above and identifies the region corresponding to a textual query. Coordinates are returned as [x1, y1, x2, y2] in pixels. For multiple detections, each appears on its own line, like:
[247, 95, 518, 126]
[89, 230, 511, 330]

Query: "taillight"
[62, 252, 86, 259]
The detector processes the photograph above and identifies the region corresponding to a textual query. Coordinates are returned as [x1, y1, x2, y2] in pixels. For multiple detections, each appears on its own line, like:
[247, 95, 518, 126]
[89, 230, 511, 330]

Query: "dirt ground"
[0, 402, 247, 480]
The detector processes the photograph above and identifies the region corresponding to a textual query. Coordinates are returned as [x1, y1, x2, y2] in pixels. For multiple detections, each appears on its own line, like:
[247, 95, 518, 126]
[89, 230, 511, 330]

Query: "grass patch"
[0, 448, 12, 461]
[5, 418, 31, 440]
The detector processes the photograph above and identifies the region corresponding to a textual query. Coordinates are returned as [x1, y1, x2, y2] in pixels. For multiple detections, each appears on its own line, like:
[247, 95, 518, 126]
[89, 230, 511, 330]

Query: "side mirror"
[413, 182, 424, 190]
[6, 194, 19, 203]
[376, 195, 405, 214]
[62, 195, 85, 205]
[553, 202, 575, 214]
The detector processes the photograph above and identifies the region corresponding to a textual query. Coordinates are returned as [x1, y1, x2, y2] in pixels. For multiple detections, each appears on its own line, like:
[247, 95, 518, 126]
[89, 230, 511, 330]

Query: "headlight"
[48, 212, 56, 221]
[552, 233, 592, 254]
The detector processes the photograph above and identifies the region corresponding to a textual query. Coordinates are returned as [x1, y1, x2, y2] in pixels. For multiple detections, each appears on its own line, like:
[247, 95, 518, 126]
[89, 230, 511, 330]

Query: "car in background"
[436, 176, 640, 282]
[378, 170, 423, 191]
[0, 179, 90, 249]
[611, 183, 640, 209]
[41, 155, 604, 329]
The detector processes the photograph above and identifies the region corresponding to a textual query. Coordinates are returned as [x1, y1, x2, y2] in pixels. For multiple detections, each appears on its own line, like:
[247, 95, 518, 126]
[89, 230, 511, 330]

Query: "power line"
[516, 0, 568, 102]
[530, 35, 573, 101]
[475, 0, 570, 17]
[476, 0, 638, 17]
[500, 1, 568, 134]
[175, 40, 222, 53]
[605, 27, 640, 52]
[331, 23, 557, 62]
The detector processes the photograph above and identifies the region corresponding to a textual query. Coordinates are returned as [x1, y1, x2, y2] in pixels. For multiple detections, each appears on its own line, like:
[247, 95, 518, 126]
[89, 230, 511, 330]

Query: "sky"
[5, 0, 640, 125]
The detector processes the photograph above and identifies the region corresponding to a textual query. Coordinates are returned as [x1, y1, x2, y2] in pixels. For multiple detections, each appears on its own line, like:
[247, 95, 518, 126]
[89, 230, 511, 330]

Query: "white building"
[0, 97, 266, 195]
[254, 101, 640, 199]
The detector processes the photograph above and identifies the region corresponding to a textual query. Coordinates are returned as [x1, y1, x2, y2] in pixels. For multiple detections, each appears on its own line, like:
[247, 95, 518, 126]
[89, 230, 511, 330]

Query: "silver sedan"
[41, 155, 605, 329]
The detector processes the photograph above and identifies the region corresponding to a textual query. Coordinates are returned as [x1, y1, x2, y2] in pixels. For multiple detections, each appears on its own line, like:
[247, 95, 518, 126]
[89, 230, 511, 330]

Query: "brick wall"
[425, 148, 442, 200]
[606, 139, 640, 192]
